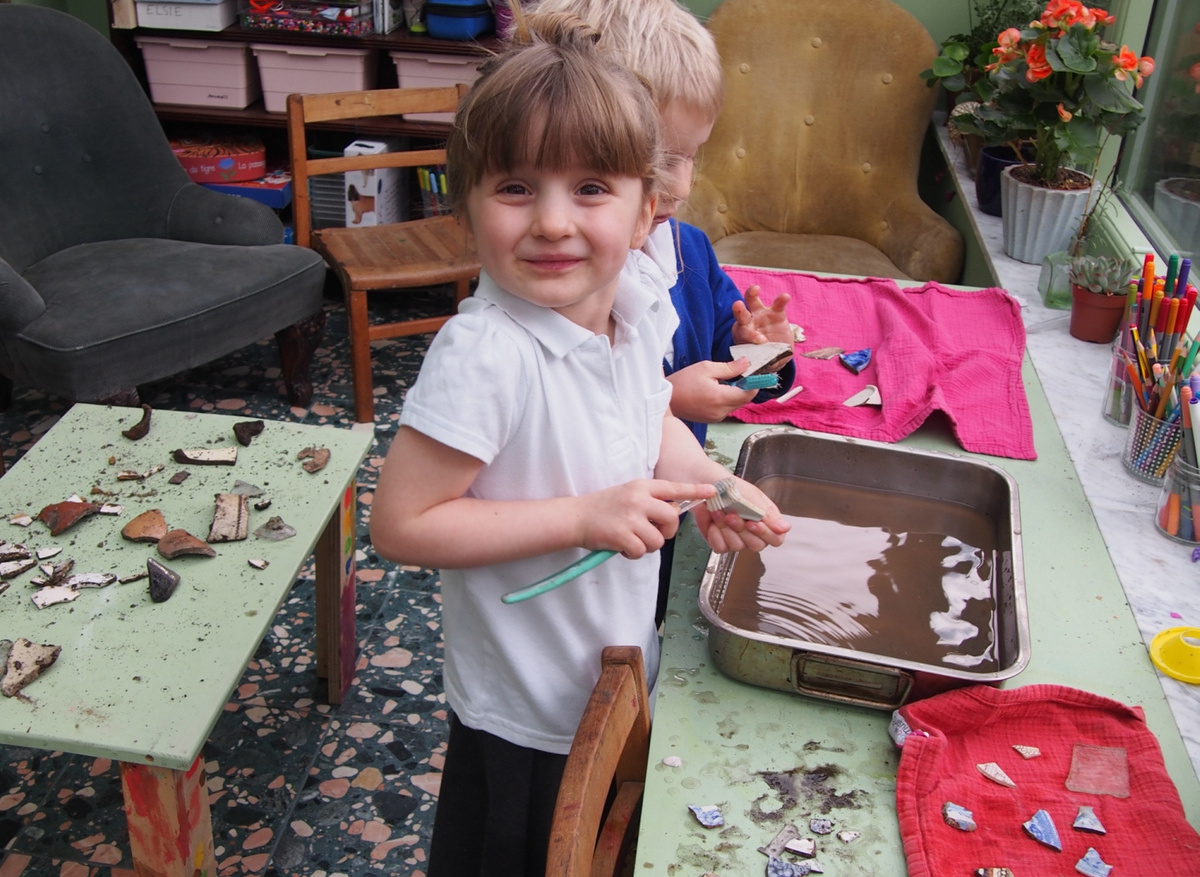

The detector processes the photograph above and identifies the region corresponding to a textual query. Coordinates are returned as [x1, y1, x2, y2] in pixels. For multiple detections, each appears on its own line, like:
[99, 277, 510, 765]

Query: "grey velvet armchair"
[0, 5, 329, 410]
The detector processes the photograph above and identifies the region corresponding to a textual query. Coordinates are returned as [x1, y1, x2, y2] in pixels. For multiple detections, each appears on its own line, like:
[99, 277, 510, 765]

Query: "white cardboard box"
[251, 44, 375, 114]
[390, 51, 482, 121]
[136, 36, 260, 108]
[135, 0, 235, 31]
[344, 140, 404, 228]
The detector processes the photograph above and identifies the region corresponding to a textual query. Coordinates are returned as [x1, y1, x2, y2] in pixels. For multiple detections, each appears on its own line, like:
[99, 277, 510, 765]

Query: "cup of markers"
[1153, 378, 1200, 544]
[419, 165, 449, 218]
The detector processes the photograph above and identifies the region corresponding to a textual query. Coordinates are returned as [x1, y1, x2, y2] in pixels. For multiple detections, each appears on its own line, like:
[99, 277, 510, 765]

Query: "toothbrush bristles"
[705, 477, 766, 521]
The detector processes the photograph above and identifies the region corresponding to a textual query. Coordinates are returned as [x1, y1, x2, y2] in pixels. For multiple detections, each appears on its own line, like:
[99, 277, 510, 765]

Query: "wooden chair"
[547, 645, 651, 877]
[287, 86, 480, 423]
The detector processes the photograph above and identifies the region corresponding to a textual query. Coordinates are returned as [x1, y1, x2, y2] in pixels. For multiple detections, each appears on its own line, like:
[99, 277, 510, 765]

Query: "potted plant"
[1150, 24, 1200, 254]
[951, 0, 1156, 263]
[1067, 252, 1136, 342]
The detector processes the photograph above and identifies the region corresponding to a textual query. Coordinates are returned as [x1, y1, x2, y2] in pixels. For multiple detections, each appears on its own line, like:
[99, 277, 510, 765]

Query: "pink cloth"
[723, 268, 1036, 460]
[896, 684, 1200, 876]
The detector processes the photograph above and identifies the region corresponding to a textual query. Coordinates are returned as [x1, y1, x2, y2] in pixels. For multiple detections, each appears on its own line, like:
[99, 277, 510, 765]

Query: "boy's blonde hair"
[446, 11, 663, 217]
[530, 0, 724, 121]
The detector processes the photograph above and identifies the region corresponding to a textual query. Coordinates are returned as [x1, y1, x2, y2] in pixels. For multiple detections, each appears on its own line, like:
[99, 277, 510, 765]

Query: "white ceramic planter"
[1153, 177, 1200, 257]
[1000, 167, 1092, 265]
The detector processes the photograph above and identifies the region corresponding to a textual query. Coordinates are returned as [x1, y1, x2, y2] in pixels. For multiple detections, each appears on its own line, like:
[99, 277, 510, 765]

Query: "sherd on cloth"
[895, 684, 1200, 876]
[722, 268, 1036, 460]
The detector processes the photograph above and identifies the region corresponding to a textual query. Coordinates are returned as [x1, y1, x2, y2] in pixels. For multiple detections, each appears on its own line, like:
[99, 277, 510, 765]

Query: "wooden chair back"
[547, 645, 651, 877]
[286, 85, 480, 422]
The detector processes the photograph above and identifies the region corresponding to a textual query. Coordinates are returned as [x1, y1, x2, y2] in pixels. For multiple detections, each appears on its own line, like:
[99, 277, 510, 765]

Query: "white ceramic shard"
[977, 762, 1016, 788]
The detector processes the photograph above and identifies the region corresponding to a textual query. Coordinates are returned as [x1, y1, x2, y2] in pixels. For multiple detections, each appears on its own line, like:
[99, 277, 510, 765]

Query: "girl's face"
[466, 163, 654, 333]
[654, 99, 715, 225]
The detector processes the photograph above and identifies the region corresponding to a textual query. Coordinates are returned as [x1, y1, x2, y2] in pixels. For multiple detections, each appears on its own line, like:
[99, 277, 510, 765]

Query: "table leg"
[315, 482, 358, 704]
[120, 756, 217, 877]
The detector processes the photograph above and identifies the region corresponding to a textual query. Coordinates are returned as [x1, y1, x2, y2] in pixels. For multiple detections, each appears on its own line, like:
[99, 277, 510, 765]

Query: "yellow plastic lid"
[1150, 627, 1200, 685]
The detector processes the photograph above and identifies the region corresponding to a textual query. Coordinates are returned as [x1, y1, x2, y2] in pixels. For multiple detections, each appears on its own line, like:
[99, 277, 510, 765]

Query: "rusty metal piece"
[122, 509, 168, 543]
[36, 501, 102, 536]
[172, 447, 238, 466]
[233, 420, 265, 447]
[157, 529, 216, 560]
[0, 637, 61, 696]
[208, 493, 249, 543]
[297, 446, 330, 473]
[121, 404, 152, 440]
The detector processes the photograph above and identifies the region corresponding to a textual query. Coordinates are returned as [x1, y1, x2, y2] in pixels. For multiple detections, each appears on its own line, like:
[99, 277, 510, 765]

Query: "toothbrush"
[501, 477, 764, 604]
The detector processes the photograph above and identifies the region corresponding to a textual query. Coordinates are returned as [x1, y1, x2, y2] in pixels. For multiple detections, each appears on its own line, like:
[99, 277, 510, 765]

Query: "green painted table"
[636, 355, 1200, 873]
[0, 404, 372, 877]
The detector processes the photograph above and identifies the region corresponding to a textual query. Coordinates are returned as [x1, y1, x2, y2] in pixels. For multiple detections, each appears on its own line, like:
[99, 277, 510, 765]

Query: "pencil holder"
[1122, 406, 1182, 485]
[1102, 348, 1135, 427]
[1155, 455, 1200, 544]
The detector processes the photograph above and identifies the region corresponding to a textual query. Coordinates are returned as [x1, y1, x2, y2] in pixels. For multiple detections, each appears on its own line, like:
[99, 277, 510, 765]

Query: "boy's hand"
[666, 359, 757, 424]
[693, 476, 789, 554]
[731, 285, 793, 346]
[578, 479, 716, 559]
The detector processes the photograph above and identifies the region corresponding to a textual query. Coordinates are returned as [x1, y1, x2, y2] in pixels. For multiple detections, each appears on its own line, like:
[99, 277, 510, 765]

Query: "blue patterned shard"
[688, 804, 724, 828]
[1075, 847, 1113, 877]
[1023, 808, 1062, 850]
[839, 347, 872, 374]
[767, 857, 812, 877]
[809, 817, 834, 835]
[942, 801, 977, 831]
[1073, 805, 1106, 834]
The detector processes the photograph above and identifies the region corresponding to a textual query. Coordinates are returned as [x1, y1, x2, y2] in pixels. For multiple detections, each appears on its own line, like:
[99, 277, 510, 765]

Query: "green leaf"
[931, 56, 966, 78]
[1084, 76, 1141, 114]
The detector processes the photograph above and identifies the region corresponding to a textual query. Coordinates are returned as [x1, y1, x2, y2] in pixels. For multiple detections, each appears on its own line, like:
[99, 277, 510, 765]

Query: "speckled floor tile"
[0, 296, 448, 877]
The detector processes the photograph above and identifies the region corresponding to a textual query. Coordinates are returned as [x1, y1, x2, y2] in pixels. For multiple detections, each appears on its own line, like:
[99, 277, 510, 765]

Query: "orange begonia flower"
[1025, 44, 1053, 82]
[1057, 103, 1073, 122]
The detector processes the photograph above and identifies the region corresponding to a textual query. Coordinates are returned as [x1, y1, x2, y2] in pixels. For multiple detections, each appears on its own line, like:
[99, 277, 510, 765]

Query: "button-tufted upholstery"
[678, 0, 964, 283]
[0, 5, 329, 408]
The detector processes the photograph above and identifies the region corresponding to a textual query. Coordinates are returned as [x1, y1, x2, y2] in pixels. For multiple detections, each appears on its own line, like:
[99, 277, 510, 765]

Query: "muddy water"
[718, 474, 999, 670]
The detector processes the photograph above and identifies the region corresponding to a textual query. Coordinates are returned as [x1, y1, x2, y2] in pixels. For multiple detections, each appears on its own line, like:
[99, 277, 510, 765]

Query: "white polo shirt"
[398, 257, 678, 753]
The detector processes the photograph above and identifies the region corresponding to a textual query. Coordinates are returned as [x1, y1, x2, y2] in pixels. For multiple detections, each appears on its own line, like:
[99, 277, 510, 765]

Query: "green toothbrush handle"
[501, 549, 618, 604]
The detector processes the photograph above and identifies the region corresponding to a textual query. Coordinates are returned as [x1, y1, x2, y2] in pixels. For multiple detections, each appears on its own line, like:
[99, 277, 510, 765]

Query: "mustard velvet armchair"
[679, 0, 964, 283]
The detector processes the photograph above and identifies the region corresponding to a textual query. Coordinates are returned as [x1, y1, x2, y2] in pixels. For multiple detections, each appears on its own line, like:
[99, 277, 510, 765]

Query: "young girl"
[368, 13, 788, 875]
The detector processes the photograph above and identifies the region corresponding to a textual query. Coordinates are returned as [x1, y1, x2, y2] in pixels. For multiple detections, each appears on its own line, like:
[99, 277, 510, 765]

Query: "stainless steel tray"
[699, 427, 1029, 709]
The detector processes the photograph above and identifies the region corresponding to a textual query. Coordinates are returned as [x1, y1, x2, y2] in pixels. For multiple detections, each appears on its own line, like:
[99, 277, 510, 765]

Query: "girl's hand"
[731, 286, 794, 346]
[692, 476, 790, 554]
[666, 359, 757, 424]
[577, 479, 717, 558]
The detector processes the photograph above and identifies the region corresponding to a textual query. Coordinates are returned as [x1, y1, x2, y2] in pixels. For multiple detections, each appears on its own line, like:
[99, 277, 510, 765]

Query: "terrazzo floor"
[0, 290, 459, 877]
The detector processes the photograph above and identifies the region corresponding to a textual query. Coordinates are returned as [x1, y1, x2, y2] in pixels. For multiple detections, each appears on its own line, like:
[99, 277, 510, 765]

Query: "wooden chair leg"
[276, 309, 327, 408]
[345, 287, 376, 423]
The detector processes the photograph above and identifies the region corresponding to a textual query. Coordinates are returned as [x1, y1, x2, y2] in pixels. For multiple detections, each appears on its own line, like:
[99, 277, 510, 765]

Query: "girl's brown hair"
[445, 10, 663, 216]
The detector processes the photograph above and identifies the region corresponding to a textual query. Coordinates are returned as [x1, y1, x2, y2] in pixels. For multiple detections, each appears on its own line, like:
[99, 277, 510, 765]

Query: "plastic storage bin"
[136, 36, 261, 109]
[390, 50, 482, 121]
[251, 43, 375, 113]
[135, 0, 236, 31]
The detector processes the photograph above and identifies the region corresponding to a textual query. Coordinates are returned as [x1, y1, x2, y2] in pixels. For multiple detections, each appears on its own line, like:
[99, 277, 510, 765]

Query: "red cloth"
[722, 268, 1036, 460]
[896, 684, 1200, 875]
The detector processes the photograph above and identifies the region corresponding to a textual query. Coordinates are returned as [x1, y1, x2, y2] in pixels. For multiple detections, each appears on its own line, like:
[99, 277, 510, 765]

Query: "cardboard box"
[136, 36, 260, 109]
[390, 50, 482, 122]
[135, 0, 235, 31]
[343, 140, 404, 227]
[250, 43, 375, 113]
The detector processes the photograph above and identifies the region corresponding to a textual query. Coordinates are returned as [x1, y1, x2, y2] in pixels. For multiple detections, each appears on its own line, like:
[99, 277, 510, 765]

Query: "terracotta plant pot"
[1069, 285, 1127, 343]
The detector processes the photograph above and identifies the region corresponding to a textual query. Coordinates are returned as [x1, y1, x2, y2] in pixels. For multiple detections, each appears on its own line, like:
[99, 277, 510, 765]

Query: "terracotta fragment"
[36, 500, 101, 536]
[122, 509, 168, 543]
[121, 404, 152, 440]
[172, 447, 238, 466]
[297, 445, 331, 473]
[168, 470, 191, 485]
[157, 529, 216, 559]
[0, 637, 61, 696]
[233, 420, 265, 446]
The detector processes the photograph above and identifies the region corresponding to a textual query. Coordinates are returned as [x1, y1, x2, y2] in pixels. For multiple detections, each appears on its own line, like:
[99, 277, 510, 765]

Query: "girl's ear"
[630, 195, 656, 250]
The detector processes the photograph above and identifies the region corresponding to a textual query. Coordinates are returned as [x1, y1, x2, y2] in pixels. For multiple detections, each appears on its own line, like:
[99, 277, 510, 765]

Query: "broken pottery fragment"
[977, 762, 1016, 788]
[117, 470, 144, 481]
[119, 571, 149, 584]
[809, 818, 834, 835]
[1013, 744, 1041, 759]
[232, 420, 265, 446]
[172, 447, 238, 466]
[36, 500, 101, 536]
[248, 558, 269, 570]
[35, 546, 62, 561]
[121, 404, 152, 440]
[41, 559, 74, 587]
[0, 543, 31, 562]
[32, 585, 80, 608]
[208, 493, 249, 543]
[843, 385, 882, 407]
[8, 514, 33, 527]
[1073, 805, 1105, 835]
[1022, 809, 1062, 851]
[759, 823, 803, 858]
[122, 509, 168, 543]
[90, 485, 116, 497]
[297, 445, 331, 473]
[253, 497, 272, 511]
[0, 637, 61, 696]
[157, 529, 216, 559]
[803, 346, 843, 359]
[784, 837, 816, 857]
[67, 573, 116, 589]
[231, 480, 264, 497]
[0, 558, 36, 579]
[974, 870, 1016, 877]
[147, 558, 181, 603]
[767, 858, 813, 877]
[1075, 848, 1112, 877]
[254, 516, 296, 541]
[836, 830, 860, 844]
[688, 804, 723, 828]
[838, 347, 872, 374]
[98, 504, 122, 516]
[943, 802, 977, 831]
[168, 470, 191, 485]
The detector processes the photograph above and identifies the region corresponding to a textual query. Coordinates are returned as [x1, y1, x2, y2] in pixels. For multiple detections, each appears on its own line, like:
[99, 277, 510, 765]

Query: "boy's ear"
[630, 195, 656, 249]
